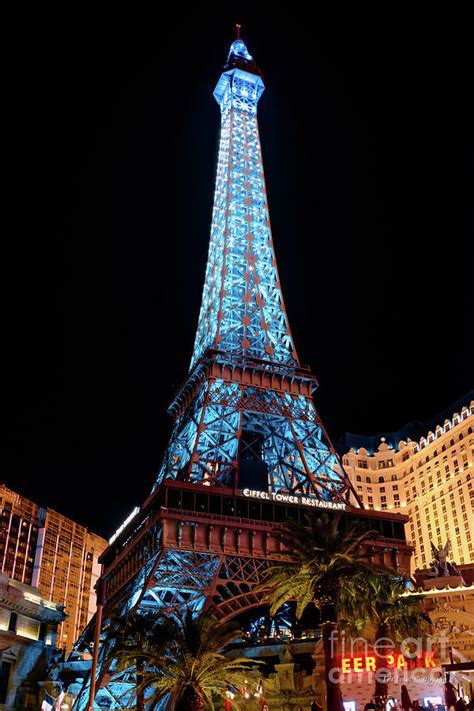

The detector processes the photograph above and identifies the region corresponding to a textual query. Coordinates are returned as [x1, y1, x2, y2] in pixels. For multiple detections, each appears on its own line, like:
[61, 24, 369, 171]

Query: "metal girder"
[157, 376, 351, 499]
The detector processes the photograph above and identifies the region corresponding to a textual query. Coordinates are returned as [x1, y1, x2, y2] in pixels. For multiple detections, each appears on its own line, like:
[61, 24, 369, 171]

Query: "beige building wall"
[341, 400, 474, 573]
[0, 484, 107, 652]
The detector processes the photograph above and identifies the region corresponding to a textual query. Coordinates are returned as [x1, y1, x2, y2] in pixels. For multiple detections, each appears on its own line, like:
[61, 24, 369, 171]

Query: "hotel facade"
[0, 484, 107, 652]
[339, 392, 474, 573]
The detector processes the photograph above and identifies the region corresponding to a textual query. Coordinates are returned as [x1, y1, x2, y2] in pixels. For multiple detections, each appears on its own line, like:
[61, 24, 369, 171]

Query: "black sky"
[2, 5, 473, 537]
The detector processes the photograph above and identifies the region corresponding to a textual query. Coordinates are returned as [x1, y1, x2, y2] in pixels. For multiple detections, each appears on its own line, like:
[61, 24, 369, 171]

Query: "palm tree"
[134, 609, 262, 710]
[256, 511, 382, 711]
[102, 610, 160, 711]
[338, 573, 431, 707]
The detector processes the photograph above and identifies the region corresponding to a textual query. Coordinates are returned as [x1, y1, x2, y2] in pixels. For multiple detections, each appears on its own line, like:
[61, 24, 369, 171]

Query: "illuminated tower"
[74, 32, 412, 708]
[156, 33, 353, 500]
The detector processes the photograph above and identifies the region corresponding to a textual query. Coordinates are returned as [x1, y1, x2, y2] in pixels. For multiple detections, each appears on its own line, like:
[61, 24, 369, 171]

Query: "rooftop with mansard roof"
[334, 388, 474, 454]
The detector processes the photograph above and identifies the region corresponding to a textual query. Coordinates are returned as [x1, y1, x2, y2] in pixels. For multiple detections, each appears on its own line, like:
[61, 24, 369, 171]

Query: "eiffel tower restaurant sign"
[239, 488, 347, 510]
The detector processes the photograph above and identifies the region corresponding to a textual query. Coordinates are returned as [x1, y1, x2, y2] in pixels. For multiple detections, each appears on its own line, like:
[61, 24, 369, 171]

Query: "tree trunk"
[176, 685, 205, 711]
[374, 622, 389, 707]
[322, 621, 344, 711]
[136, 658, 145, 711]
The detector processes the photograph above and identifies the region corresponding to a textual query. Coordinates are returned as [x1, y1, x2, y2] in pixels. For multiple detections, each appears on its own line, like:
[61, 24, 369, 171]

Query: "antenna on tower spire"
[235, 23, 241, 38]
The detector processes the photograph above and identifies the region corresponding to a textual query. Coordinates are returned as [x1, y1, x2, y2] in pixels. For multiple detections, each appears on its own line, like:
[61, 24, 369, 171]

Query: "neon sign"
[240, 488, 346, 510]
[340, 653, 437, 673]
[108, 506, 140, 544]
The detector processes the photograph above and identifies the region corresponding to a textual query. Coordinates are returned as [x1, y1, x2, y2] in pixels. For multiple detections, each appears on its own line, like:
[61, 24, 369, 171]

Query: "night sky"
[3, 5, 473, 538]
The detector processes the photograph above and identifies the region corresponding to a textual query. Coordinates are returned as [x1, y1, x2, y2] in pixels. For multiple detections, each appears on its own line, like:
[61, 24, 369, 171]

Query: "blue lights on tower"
[155, 35, 352, 502]
[72, 33, 358, 710]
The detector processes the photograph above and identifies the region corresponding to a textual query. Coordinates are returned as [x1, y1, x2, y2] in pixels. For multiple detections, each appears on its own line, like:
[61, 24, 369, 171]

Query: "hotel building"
[0, 484, 107, 652]
[338, 391, 474, 573]
[0, 572, 65, 709]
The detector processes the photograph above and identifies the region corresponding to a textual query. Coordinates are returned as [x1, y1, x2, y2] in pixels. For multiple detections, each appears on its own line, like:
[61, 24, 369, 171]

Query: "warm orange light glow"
[340, 652, 436, 673]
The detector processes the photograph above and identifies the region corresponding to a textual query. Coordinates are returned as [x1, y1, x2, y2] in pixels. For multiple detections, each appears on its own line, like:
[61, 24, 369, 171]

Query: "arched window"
[433, 449, 438, 457]
[378, 476, 385, 483]
[391, 474, 397, 481]
[468, 426, 473, 435]
[442, 445, 446, 452]
[450, 439, 455, 447]
[459, 433, 464, 440]
[356, 475, 361, 482]
[366, 476, 371, 483]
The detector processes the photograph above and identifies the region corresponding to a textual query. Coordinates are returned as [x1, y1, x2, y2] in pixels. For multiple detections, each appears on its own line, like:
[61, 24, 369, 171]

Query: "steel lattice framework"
[154, 37, 354, 501]
[71, 35, 366, 709]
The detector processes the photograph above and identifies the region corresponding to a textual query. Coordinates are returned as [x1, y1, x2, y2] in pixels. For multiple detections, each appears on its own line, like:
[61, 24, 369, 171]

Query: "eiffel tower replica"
[74, 29, 412, 708]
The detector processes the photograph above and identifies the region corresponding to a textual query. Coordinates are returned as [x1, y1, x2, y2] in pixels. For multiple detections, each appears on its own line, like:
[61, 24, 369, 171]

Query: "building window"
[381, 496, 387, 503]
[366, 476, 371, 483]
[378, 476, 385, 483]
[356, 475, 362, 482]
[380, 487, 386, 493]
[392, 484, 398, 491]
[0, 662, 12, 704]
[39, 622, 48, 642]
[357, 460, 368, 469]
[8, 612, 17, 633]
